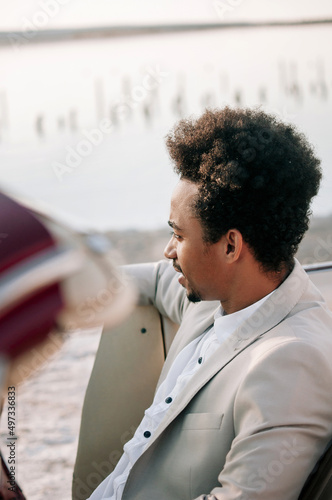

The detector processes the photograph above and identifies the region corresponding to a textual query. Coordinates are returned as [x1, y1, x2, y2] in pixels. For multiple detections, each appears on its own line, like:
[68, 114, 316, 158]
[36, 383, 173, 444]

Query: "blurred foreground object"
[0, 189, 136, 497]
[0, 190, 136, 386]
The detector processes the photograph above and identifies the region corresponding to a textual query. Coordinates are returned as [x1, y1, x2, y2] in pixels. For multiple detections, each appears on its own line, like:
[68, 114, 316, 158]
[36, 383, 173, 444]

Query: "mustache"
[173, 261, 182, 274]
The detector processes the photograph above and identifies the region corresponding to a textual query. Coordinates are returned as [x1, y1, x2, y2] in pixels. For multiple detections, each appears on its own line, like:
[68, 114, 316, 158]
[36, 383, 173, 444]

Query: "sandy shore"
[0, 329, 102, 500]
[107, 214, 332, 266]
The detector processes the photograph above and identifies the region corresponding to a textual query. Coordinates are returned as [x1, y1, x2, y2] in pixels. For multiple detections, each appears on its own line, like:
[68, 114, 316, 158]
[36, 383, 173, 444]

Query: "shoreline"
[106, 214, 332, 266]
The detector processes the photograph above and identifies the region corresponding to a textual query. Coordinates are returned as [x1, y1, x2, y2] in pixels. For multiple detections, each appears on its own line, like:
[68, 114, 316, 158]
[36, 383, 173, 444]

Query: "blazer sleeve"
[194, 336, 332, 500]
[123, 260, 189, 324]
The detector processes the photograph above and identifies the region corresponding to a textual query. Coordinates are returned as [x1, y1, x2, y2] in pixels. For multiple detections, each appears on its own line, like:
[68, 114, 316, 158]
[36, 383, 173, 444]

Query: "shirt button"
[165, 397, 173, 404]
[198, 357, 203, 364]
[143, 431, 151, 438]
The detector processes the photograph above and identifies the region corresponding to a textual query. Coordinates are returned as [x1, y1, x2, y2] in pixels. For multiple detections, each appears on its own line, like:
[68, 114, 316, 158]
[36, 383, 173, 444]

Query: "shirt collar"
[213, 291, 274, 345]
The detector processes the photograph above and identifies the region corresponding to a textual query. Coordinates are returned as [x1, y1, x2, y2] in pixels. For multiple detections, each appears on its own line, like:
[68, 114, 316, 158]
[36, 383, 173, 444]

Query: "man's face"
[164, 179, 226, 303]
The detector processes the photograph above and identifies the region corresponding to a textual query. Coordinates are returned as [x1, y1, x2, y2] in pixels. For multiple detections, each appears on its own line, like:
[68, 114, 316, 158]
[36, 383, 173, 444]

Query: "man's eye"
[170, 231, 181, 240]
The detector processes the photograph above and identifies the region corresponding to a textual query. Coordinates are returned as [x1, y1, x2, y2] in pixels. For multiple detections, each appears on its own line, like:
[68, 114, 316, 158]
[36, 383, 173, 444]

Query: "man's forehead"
[170, 179, 199, 211]
[169, 180, 199, 231]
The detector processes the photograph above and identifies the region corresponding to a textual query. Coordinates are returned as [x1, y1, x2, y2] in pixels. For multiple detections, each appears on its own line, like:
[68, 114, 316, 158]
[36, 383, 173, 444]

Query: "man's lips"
[173, 263, 182, 274]
[173, 263, 185, 285]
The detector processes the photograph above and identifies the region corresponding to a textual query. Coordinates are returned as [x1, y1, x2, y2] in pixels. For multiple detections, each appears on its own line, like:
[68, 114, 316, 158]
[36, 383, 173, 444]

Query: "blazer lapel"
[156, 300, 219, 389]
[148, 259, 309, 449]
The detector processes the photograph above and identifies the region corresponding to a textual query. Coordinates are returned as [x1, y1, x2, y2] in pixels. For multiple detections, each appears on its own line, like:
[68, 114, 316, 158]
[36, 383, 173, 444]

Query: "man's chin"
[178, 275, 202, 303]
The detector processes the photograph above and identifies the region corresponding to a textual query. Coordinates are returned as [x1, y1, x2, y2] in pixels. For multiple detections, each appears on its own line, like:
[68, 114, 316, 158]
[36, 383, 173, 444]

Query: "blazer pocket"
[182, 412, 224, 430]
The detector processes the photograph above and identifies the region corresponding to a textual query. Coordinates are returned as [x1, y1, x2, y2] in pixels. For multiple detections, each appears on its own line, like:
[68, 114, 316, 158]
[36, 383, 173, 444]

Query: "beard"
[187, 290, 202, 303]
[173, 260, 202, 303]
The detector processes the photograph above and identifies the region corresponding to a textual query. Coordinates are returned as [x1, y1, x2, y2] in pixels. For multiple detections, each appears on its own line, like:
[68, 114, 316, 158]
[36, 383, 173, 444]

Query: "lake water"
[0, 24, 332, 231]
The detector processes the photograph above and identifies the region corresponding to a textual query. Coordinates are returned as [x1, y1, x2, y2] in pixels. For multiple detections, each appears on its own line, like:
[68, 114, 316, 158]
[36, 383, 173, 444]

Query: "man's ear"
[224, 229, 243, 262]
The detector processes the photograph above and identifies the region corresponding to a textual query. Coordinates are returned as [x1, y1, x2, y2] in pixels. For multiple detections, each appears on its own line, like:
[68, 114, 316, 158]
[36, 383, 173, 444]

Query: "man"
[88, 107, 332, 499]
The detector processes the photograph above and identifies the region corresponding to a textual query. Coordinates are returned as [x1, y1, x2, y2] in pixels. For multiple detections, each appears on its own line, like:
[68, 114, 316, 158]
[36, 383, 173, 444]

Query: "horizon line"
[1, 18, 332, 45]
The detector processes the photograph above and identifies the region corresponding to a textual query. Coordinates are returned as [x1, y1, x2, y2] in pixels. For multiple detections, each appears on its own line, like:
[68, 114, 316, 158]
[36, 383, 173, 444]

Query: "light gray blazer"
[119, 259, 332, 500]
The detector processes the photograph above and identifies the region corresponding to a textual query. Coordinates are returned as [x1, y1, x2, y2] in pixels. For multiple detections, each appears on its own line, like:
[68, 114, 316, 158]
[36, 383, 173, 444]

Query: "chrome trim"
[303, 261, 332, 273]
[0, 246, 84, 315]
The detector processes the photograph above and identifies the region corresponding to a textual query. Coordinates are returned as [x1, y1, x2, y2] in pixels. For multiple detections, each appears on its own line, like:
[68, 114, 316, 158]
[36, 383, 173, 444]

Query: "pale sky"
[1, 0, 332, 31]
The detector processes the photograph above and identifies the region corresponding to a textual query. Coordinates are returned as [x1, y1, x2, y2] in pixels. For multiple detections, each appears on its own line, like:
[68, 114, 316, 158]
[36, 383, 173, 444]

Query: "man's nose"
[164, 237, 177, 260]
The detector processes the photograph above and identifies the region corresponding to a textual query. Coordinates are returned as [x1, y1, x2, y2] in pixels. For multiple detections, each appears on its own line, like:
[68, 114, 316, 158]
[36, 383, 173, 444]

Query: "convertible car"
[72, 260, 332, 500]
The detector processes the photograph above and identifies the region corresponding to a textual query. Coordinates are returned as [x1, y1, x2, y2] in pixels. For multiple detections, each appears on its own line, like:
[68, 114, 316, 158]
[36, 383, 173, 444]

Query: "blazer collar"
[150, 259, 309, 448]
[157, 300, 218, 389]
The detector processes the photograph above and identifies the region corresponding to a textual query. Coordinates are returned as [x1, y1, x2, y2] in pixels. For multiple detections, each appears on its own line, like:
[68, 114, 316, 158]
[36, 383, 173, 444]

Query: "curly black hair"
[166, 107, 322, 273]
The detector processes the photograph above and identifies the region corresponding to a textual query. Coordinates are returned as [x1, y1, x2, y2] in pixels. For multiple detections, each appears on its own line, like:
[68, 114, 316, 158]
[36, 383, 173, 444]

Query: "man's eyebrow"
[168, 220, 182, 231]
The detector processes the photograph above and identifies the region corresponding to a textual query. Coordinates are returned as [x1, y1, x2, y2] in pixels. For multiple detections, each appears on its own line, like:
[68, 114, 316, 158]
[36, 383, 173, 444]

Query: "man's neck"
[220, 262, 292, 315]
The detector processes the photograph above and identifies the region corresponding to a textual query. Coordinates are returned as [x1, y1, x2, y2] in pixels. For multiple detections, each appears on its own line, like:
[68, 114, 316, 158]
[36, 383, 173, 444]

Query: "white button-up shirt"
[88, 292, 273, 500]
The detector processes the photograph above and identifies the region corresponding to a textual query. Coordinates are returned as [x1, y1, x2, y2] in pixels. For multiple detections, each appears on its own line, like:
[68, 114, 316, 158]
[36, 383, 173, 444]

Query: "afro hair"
[166, 107, 322, 273]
